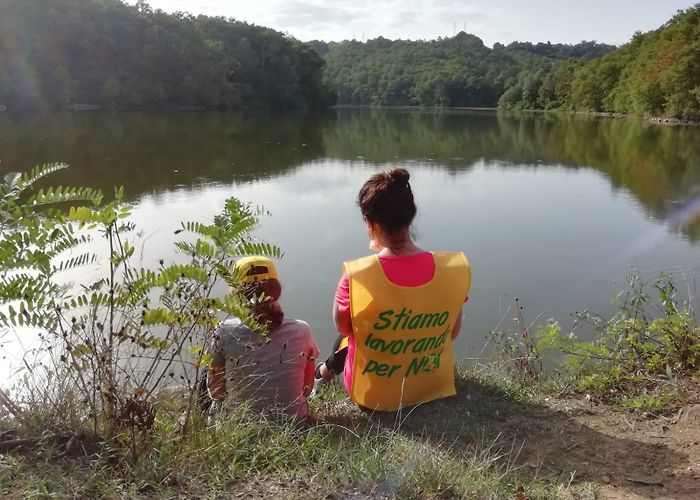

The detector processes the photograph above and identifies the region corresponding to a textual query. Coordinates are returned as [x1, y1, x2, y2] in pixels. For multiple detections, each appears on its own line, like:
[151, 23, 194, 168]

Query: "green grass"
[0, 369, 574, 499]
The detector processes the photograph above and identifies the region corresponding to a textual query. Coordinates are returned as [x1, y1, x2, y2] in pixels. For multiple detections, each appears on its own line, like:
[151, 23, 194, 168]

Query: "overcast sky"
[129, 0, 696, 46]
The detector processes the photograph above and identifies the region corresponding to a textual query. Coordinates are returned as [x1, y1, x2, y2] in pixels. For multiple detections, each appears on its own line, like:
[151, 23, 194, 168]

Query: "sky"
[127, 0, 696, 46]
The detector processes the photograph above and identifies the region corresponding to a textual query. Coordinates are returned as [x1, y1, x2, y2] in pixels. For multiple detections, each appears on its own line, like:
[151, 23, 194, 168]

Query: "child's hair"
[358, 168, 416, 236]
[243, 279, 284, 329]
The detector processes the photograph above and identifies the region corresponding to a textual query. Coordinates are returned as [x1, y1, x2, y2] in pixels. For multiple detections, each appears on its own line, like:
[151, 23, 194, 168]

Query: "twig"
[625, 477, 663, 486]
[0, 388, 22, 417]
[0, 438, 35, 452]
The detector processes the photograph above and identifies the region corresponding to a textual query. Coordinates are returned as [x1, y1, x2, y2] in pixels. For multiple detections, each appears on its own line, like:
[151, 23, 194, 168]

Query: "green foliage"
[318, 6, 698, 119]
[0, 0, 329, 110]
[0, 164, 281, 438]
[531, 271, 699, 410]
[500, 6, 700, 119]
[319, 33, 613, 107]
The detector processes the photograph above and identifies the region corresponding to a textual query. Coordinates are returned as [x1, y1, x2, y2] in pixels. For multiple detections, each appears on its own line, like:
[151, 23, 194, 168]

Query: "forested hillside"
[312, 35, 613, 108]
[0, 0, 328, 110]
[315, 5, 699, 119]
[500, 6, 700, 119]
[1, 0, 696, 117]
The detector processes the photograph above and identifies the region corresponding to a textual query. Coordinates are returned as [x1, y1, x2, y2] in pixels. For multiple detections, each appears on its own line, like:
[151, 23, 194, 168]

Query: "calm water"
[0, 109, 699, 361]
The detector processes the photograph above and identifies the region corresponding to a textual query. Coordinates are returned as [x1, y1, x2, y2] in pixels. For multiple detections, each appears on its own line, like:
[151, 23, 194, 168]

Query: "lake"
[0, 108, 699, 362]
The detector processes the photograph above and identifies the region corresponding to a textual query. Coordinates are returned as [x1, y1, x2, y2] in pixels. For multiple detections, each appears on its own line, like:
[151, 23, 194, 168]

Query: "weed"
[532, 271, 699, 411]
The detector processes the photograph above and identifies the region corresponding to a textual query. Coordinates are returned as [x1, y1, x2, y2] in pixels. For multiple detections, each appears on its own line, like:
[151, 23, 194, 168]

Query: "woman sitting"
[316, 168, 471, 411]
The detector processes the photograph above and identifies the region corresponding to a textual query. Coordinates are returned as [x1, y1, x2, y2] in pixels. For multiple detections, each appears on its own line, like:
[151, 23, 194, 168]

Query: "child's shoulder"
[280, 318, 311, 332]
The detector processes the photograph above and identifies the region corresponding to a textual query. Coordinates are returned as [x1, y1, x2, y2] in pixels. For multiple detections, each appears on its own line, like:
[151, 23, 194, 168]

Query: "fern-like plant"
[0, 165, 281, 441]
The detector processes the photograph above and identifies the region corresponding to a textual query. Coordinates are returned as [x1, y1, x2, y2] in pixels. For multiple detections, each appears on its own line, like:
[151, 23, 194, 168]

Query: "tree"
[0, 0, 327, 110]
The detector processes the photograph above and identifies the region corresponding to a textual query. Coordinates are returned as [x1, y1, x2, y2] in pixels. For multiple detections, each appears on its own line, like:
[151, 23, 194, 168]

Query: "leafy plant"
[532, 270, 699, 409]
[0, 165, 280, 442]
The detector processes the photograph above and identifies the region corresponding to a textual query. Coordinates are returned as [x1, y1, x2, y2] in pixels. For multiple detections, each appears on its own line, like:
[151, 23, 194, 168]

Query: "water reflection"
[323, 109, 700, 229]
[0, 111, 326, 193]
[1, 109, 697, 238]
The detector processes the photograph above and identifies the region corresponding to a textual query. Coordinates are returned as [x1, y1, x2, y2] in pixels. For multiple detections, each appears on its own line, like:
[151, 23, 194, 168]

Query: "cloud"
[273, 1, 357, 29]
[389, 11, 420, 28]
[134, 0, 681, 46]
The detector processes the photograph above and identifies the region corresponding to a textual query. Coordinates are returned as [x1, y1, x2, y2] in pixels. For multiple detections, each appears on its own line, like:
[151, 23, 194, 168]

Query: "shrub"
[0, 165, 280, 439]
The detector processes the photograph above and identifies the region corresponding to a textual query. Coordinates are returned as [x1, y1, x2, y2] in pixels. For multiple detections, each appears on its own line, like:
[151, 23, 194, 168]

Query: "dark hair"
[243, 279, 284, 329]
[358, 168, 416, 235]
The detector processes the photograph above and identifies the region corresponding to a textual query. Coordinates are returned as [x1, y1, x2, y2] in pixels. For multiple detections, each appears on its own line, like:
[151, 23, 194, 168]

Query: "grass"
[0, 368, 574, 499]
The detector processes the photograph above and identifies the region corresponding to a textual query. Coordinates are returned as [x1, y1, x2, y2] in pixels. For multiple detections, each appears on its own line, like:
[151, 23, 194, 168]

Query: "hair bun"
[388, 168, 410, 185]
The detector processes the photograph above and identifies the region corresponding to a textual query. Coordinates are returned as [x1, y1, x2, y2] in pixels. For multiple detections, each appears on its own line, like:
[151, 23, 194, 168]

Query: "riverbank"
[4, 104, 697, 126]
[1, 365, 698, 499]
[332, 104, 700, 125]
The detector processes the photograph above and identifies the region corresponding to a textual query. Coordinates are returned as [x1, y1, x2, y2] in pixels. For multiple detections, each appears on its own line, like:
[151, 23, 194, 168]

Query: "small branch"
[625, 477, 663, 486]
[0, 389, 22, 418]
[0, 438, 35, 452]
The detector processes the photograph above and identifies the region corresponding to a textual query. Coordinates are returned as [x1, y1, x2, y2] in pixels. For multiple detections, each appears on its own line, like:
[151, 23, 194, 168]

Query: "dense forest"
[0, 0, 697, 118]
[0, 0, 328, 110]
[499, 6, 700, 119]
[315, 5, 699, 120]
[311, 36, 614, 109]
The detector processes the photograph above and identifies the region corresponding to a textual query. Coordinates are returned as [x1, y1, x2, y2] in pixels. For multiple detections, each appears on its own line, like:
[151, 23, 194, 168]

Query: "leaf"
[71, 344, 93, 358]
[188, 345, 204, 355]
[18, 163, 68, 190]
[142, 308, 177, 326]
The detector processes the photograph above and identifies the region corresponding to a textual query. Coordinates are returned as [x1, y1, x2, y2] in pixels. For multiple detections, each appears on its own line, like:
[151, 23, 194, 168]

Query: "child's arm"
[207, 363, 226, 401]
[206, 332, 227, 401]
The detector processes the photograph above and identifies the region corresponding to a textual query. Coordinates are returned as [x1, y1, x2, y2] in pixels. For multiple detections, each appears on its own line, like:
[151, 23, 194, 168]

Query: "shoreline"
[331, 104, 700, 125]
[1, 104, 697, 125]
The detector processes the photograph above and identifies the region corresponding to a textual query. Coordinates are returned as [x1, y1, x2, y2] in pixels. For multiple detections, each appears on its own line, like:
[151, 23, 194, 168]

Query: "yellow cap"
[234, 256, 279, 283]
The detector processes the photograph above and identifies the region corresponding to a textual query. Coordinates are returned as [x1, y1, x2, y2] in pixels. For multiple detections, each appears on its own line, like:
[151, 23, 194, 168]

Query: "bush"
[534, 271, 699, 409]
[0, 165, 280, 440]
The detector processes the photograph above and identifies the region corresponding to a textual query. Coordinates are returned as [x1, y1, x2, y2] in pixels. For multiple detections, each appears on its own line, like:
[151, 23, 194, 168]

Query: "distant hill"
[524, 5, 699, 120]
[0, 0, 329, 110]
[311, 5, 699, 120]
[309, 34, 615, 108]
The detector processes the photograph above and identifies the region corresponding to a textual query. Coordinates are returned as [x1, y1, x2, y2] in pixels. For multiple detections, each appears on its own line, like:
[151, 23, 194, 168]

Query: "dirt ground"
[548, 399, 700, 499]
[362, 375, 700, 499]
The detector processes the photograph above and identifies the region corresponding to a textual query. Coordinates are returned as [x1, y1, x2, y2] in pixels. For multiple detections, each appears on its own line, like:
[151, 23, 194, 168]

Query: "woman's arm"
[451, 307, 463, 340]
[333, 300, 353, 336]
[333, 272, 353, 336]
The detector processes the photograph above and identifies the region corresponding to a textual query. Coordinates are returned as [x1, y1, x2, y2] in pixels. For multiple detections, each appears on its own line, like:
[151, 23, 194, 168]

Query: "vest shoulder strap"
[345, 252, 470, 285]
[344, 255, 379, 278]
[434, 252, 470, 286]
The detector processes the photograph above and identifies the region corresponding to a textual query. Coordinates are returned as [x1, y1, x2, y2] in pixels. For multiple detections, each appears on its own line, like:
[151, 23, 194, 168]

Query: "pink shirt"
[336, 252, 455, 392]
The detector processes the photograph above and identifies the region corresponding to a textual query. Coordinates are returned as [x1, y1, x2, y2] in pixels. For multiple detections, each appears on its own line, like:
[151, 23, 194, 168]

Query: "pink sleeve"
[334, 272, 350, 315]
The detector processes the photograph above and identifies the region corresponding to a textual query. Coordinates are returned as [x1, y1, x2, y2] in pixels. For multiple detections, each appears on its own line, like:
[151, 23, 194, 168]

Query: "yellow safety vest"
[345, 252, 471, 411]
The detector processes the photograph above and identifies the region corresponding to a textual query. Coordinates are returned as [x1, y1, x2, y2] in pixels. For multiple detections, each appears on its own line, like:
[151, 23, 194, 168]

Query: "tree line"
[499, 6, 699, 119]
[308, 35, 614, 109]
[0, 0, 330, 110]
[312, 5, 699, 120]
[0, 0, 696, 119]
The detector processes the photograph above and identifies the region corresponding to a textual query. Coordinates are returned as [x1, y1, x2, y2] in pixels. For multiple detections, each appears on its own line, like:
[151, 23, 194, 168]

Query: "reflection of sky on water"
[1, 159, 698, 386]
